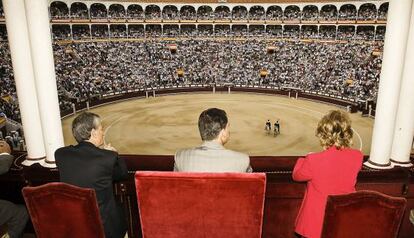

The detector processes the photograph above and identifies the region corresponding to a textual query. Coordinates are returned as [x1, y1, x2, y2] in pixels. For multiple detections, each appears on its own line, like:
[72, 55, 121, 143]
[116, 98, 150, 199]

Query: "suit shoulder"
[55, 145, 75, 155]
[176, 147, 193, 154]
[0, 154, 13, 160]
[0, 154, 13, 174]
[100, 148, 118, 157]
[225, 149, 249, 160]
[175, 147, 196, 159]
[0, 153, 13, 165]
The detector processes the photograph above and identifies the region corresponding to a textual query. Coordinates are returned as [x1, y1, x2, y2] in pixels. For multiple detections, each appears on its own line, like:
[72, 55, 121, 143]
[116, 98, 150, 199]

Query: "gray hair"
[198, 108, 228, 141]
[72, 112, 101, 143]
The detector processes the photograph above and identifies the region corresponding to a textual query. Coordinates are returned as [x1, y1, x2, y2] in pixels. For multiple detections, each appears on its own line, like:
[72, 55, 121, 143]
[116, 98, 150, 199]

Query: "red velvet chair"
[321, 190, 407, 238]
[22, 182, 105, 238]
[135, 171, 266, 238]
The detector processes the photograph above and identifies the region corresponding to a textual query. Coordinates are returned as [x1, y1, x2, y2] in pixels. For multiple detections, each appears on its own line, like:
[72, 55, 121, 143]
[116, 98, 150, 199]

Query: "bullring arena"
[61, 92, 374, 156]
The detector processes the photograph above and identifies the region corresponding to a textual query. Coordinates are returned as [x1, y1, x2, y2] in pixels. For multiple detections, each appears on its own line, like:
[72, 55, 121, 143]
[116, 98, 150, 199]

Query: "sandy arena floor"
[61, 93, 374, 156]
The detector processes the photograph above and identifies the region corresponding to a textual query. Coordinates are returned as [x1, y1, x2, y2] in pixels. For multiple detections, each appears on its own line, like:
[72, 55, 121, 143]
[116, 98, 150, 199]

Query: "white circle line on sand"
[104, 114, 131, 145]
[352, 128, 363, 151]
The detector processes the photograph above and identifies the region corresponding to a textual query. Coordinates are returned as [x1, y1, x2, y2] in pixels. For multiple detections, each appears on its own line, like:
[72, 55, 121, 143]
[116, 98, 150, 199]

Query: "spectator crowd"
[48, 2, 387, 22]
[52, 38, 381, 110]
[1, 35, 382, 121]
[0, 0, 386, 124]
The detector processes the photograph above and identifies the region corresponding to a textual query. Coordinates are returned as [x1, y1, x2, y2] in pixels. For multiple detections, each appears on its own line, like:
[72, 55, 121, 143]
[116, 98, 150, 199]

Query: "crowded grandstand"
[1, 1, 386, 131]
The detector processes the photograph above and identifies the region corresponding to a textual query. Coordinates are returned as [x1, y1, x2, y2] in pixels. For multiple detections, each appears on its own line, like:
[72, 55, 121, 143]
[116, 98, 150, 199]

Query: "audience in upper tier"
[174, 108, 252, 172]
[47, 2, 387, 22]
[292, 110, 363, 238]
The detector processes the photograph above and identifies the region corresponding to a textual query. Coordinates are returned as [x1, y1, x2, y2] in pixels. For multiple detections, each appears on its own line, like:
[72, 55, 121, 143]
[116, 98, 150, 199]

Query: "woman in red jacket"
[293, 110, 363, 238]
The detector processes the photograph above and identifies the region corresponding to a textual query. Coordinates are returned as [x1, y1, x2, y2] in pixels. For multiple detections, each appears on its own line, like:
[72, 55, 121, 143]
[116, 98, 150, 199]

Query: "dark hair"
[72, 112, 101, 143]
[198, 108, 228, 141]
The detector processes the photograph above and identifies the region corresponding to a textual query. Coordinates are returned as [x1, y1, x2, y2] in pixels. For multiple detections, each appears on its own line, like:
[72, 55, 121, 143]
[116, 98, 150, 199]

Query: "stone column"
[24, 0, 64, 167]
[390, 2, 414, 168]
[3, 0, 46, 165]
[364, 0, 413, 169]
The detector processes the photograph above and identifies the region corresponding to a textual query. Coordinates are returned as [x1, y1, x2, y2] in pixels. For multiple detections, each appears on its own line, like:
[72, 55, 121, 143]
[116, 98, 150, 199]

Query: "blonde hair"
[316, 110, 353, 149]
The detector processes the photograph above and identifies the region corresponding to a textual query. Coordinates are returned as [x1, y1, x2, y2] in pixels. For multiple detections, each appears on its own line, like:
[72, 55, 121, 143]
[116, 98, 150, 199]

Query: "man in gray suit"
[174, 108, 252, 172]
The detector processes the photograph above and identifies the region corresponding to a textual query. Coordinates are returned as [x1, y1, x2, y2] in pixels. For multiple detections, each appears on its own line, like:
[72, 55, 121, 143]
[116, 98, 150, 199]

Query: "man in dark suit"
[0, 140, 29, 238]
[55, 112, 128, 238]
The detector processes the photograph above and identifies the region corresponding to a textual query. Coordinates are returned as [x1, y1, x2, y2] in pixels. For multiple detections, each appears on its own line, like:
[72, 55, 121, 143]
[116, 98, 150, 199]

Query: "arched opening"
[145, 5, 161, 20]
[70, 2, 88, 19]
[232, 6, 248, 20]
[197, 6, 213, 20]
[0, 1, 4, 18]
[320, 5, 337, 21]
[214, 6, 231, 20]
[378, 3, 388, 20]
[109, 4, 126, 19]
[266, 6, 283, 21]
[338, 4, 357, 20]
[127, 5, 144, 19]
[90, 3, 107, 19]
[162, 5, 179, 20]
[50, 1, 69, 19]
[284, 5, 300, 20]
[180, 6, 196, 20]
[358, 3, 377, 20]
[249, 6, 265, 20]
[302, 5, 319, 21]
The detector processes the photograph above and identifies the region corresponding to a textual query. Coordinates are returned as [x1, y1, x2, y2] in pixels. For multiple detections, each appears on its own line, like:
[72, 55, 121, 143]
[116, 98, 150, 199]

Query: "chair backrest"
[321, 190, 407, 238]
[22, 182, 105, 238]
[135, 171, 266, 238]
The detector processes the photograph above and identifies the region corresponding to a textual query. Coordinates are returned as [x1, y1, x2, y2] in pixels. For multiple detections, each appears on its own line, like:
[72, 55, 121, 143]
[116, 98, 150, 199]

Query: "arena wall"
[61, 86, 365, 119]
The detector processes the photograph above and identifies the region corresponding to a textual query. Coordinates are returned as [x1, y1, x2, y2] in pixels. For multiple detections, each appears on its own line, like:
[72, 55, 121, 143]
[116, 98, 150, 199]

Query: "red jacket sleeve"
[292, 156, 313, 181]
